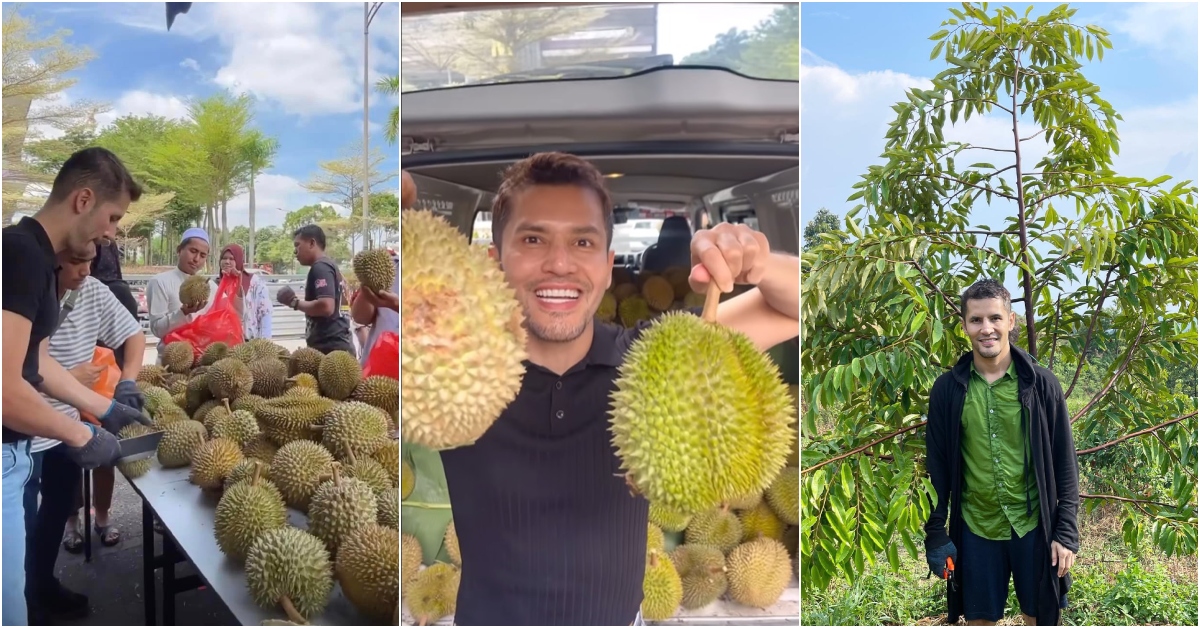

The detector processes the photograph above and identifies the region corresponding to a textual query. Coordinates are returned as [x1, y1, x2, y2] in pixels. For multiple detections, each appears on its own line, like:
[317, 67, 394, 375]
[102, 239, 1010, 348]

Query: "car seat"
[639, 216, 693, 272]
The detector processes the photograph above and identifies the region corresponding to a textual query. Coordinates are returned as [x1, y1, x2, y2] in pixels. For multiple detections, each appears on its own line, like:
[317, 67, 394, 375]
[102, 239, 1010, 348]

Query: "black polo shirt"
[440, 308, 702, 625]
[2, 217, 61, 443]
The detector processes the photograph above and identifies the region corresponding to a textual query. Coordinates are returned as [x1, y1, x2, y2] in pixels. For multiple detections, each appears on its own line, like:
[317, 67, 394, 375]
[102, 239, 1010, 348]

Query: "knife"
[117, 431, 164, 463]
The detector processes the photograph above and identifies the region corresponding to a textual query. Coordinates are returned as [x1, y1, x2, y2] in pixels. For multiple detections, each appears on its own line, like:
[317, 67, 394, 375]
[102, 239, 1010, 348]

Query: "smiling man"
[437, 152, 800, 625]
[145, 228, 219, 339]
[923, 279, 1080, 626]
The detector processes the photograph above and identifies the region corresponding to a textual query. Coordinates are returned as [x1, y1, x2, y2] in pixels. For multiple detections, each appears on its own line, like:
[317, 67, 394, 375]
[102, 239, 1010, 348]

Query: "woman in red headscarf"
[219, 244, 273, 340]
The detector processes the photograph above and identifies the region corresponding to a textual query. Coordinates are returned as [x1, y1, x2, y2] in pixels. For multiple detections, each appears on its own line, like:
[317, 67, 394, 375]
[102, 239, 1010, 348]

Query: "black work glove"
[114, 379, 144, 412]
[926, 540, 957, 577]
[64, 424, 122, 470]
[99, 400, 153, 435]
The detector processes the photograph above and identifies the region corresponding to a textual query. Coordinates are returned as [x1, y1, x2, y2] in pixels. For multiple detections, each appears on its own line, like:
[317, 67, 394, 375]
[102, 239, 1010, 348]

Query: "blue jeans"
[23, 450, 46, 575]
[3, 440, 34, 626]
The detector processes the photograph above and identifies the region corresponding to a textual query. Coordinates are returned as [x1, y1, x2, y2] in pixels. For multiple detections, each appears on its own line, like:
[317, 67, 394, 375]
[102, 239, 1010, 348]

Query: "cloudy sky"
[13, 1, 400, 229]
[802, 1, 1198, 233]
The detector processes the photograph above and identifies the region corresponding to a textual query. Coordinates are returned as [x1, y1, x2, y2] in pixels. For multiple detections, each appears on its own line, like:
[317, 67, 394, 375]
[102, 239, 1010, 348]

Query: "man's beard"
[520, 296, 593, 343]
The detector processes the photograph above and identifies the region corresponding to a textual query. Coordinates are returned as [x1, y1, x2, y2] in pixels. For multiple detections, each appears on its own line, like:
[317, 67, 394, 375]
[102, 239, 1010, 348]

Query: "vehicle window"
[402, 3, 798, 92]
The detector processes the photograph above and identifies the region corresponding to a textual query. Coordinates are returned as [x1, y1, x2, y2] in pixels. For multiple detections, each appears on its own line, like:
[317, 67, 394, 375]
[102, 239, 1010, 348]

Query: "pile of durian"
[131, 337, 400, 625]
[599, 266, 705, 328]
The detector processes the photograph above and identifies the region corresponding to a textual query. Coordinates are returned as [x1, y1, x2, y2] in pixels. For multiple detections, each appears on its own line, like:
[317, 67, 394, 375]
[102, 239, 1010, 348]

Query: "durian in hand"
[401, 209, 527, 450]
[352, 248, 396, 294]
[608, 283, 795, 514]
[179, 274, 210, 310]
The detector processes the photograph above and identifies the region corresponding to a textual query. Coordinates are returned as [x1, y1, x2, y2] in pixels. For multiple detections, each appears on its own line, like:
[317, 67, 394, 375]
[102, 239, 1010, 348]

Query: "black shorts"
[961, 523, 1069, 621]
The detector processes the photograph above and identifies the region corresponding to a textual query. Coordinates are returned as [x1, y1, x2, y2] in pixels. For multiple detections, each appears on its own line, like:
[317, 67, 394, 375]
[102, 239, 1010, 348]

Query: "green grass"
[801, 503, 1199, 626]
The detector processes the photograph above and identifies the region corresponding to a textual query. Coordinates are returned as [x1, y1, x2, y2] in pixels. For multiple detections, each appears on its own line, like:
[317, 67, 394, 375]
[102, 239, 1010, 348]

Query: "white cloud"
[224, 173, 322, 229]
[105, 2, 398, 117]
[180, 58, 201, 72]
[95, 90, 190, 128]
[1112, 2, 1198, 62]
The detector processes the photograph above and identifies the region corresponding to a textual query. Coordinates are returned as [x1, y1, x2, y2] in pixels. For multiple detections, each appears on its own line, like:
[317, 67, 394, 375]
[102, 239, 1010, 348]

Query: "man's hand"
[1050, 540, 1076, 577]
[63, 423, 122, 469]
[98, 400, 153, 435]
[925, 540, 957, 577]
[69, 363, 105, 388]
[181, 300, 207, 316]
[688, 222, 772, 293]
[114, 379, 145, 412]
[361, 286, 399, 312]
[276, 285, 296, 308]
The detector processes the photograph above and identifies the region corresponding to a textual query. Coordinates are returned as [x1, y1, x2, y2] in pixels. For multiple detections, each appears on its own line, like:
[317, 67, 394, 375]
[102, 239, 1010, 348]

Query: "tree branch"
[1047, 294, 1063, 369]
[1079, 493, 1176, 509]
[1065, 266, 1115, 399]
[1075, 412, 1196, 455]
[801, 421, 926, 475]
[1071, 321, 1147, 424]
[909, 260, 960, 316]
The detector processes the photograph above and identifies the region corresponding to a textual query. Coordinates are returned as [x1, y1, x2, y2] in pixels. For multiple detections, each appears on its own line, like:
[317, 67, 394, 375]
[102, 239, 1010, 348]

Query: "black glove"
[276, 285, 296, 307]
[64, 424, 122, 470]
[114, 379, 144, 412]
[99, 400, 153, 435]
[926, 540, 957, 577]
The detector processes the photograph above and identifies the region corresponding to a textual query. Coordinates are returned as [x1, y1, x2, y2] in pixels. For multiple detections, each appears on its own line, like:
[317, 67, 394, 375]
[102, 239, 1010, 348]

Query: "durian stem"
[223, 398, 231, 412]
[280, 596, 305, 624]
[345, 447, 357, 465]
[251, 461, 262, 486]
[331, 464, 342, 488]
[400, 501, 453, 509]
[702, 281, 721, 323]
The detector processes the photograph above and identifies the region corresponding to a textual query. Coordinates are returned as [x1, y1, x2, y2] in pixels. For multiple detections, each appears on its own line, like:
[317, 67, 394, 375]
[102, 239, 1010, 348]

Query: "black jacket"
[923, 345, 1080, 625]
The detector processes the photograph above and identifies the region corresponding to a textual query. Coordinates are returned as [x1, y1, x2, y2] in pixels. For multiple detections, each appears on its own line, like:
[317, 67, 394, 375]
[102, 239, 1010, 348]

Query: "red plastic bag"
[79, 347, 121, 426]
[362, 331, 398, 380]
[162, 274, 244, 361]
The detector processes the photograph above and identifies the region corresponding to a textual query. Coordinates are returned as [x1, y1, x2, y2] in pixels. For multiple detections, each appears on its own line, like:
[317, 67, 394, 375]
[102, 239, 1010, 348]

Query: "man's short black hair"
[960, 278, 1012, 317]
[293, 224, 326, 249]
[47, 147, 143, 205]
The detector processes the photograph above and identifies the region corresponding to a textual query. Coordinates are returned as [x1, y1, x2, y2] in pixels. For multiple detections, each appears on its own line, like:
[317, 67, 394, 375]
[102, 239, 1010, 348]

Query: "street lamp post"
[363, 2, 385, 253]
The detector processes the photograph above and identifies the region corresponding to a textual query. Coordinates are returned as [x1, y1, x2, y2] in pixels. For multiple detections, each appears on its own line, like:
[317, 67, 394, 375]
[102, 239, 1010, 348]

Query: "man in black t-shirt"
[277, 224, 355, 355]
[2, 147, 153, 626]
[434, 153, 800, 625]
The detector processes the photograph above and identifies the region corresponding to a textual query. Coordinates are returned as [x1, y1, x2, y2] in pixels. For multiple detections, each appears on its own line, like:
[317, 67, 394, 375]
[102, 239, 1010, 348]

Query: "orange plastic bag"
[79, 347, 121, 426]
[162, 274, 245, 362]
[362, 331, 398, 380]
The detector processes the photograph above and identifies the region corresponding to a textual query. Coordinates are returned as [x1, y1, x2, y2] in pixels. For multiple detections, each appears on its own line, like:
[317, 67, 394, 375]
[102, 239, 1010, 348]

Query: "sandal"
[62, 529, 84, 554]
[95, 523, 121, 547]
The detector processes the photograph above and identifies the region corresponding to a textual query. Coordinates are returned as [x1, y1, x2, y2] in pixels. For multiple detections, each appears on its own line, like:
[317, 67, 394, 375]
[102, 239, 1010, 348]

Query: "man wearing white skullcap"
[144, 228, 219, 339]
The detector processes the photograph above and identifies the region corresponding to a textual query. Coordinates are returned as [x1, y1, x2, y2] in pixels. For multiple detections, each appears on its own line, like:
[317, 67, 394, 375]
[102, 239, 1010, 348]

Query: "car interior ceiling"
[405, 153, 799, 260]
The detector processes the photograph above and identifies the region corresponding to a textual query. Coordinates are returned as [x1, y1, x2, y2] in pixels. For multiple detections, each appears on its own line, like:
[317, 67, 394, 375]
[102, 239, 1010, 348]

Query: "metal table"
[124, 464, 370, 625]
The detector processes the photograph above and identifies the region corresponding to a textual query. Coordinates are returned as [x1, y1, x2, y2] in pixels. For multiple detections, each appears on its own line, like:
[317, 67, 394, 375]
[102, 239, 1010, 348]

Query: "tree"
[376, 75, 399, 145]
[188, 92, 254, 251]
[301, 141, 396, 252]
[803, 207, 843, 252]
[799, 3, 1197, 595]
[2, 9, 108, 217]
[450, 7, 608, 78]
[679, 4, 799, 81]
[239, 130, 279, 266]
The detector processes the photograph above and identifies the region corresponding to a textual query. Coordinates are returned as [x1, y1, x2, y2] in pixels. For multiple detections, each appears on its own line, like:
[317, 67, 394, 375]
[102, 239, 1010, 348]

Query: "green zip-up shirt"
[961, 360, 1040, 540]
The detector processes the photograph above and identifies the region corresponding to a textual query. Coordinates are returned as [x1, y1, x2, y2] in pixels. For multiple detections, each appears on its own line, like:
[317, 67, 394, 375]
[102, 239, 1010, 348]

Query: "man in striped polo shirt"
[25, 240, 146, 624]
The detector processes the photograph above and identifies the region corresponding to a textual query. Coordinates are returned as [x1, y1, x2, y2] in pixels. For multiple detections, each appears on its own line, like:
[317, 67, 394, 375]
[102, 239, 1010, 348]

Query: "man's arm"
[93, 280, 147, 381]
[715, 253, 800, 352]
[2, 313, 94, 447]
[923, 378, 953, 551]
[296, 264, 337, 318]
[146, 277, 186, 338]
[350, 289, 377, 325]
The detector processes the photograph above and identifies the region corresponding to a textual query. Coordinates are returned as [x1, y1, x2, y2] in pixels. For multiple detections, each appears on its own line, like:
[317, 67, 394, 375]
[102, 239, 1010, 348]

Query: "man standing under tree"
[278, 225, 355, 355]
[923, 279, 1080, 626]
[2, 147, 152, 625]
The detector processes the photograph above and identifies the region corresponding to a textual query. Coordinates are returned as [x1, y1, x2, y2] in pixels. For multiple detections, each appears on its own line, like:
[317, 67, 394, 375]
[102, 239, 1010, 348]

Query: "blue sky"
[802, 1, 1198, 237]
[11, 1, 400, 229]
